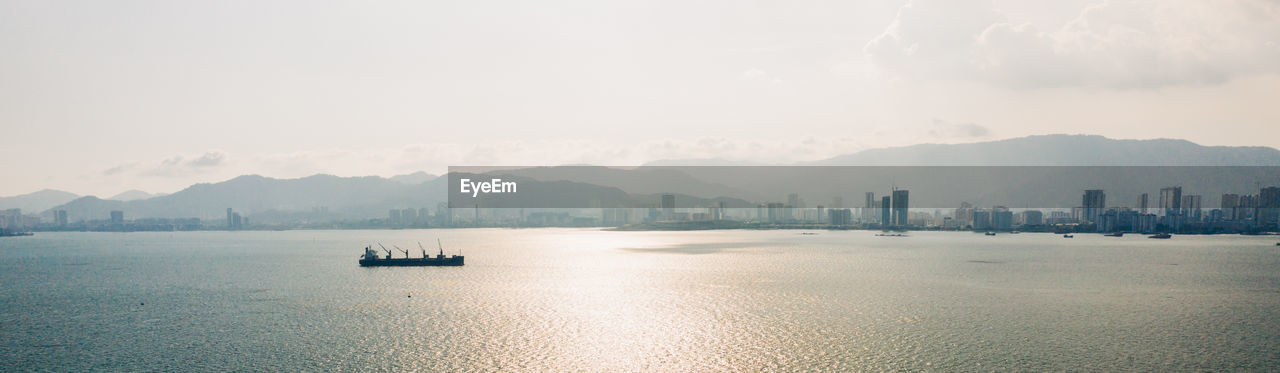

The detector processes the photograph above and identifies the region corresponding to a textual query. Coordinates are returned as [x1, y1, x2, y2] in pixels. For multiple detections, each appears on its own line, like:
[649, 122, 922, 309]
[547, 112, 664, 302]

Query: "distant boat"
[1104, 232, 1124, 237]
[876, 233, 907, 237]
[1148, 233, 1172, 239]
[359, 240, 464, 267]
[1063, 234, 1074, 238]
[984, 232, 996, 236]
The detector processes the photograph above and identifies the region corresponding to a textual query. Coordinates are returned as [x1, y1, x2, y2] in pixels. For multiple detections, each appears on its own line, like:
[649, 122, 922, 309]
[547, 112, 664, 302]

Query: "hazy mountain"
[641, 158, 765, 166]
[45, 174, 447, 222]
[808, 134, 1280, 166]
[36, 135, 1280, 223]
[47, 196, 126, 221]
[388, 171, 438, 184]
[108, 189, 164, 201]
[463, 135, 1280, 208]
[0, 189, 80, 213]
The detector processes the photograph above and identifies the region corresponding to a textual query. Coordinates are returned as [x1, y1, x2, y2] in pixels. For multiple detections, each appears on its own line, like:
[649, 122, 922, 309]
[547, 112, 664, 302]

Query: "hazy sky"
[3, 0, 1278, 197]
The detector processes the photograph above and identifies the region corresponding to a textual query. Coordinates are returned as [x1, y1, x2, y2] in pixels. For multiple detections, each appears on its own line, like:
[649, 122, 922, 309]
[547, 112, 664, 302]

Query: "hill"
[108, 190, 164, 201]
[0, 189, 80, 213]
[808, 134, 1280, 166]
[45, 174, 447, 222]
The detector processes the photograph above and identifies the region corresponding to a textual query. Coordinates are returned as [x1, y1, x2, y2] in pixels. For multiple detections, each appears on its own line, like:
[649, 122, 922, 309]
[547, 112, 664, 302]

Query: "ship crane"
[394, 245, 409, 259]
[377, 243, 393, 259]
[418, 242, 427, 259]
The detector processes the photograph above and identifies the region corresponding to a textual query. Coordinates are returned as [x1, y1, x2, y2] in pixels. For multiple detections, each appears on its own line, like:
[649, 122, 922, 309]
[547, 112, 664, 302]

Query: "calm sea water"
[2, 229, 1279, 371]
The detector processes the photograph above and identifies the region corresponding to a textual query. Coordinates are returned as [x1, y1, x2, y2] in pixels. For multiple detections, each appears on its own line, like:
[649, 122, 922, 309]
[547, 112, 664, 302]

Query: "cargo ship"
[359, 240, 464, 267]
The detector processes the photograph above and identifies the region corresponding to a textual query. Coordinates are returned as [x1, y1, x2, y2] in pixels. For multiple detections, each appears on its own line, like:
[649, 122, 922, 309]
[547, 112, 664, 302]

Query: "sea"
[2, 229, 1278, 371]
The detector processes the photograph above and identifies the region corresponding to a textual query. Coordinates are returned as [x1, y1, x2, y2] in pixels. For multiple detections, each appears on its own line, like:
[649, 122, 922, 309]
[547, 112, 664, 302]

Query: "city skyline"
[6, 162, 1277, 238]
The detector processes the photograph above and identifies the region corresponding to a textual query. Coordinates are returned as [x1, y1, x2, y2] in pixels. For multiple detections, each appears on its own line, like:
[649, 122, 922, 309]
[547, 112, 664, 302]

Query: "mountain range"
[0, 189, 80, 213]
[42, 174, 448, 223]
[8, 135, 1280, 222]
[807, 134, 1280, 166]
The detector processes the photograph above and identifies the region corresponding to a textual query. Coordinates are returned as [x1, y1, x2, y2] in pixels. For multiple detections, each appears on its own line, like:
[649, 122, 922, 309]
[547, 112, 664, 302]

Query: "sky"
[2, 0, 1279, 197]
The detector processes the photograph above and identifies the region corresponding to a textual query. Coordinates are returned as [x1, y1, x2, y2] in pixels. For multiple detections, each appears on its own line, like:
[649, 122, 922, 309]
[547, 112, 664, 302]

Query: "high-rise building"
[0, 209, 19, 230]
[405, 208, 420, 224]
[226, 208, 234, 229]
[1181, 195, 1202, 222]
[1138, 193, 1150, 213]
[1159, 187, 1182, 215]
[864, 192, 876, 222]
[1221, 193, 1240, 220]
[1022, 210, 1043, 226]
[1259, 187, 1280, 228]
[389, 209, 402, 225]
[110, 210, 124, 225]
[891, 189, 909, 227]
[767, 202, 784, 222]
[661, 194, 676, 219]
[55, 210, 68, 226]
[972, 210, 991, 230]
[1082, 189, 1106, 225]
[880, 196, 891, 226]
[992, 206, 1013, 230]
[828, 209, 852, 226]
[956, 202, 973, 227]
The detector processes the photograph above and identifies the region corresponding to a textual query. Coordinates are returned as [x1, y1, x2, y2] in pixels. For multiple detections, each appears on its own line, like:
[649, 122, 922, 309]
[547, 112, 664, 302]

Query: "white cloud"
[106, 151, 229, 178]
[185, 152, 226, 168]
[866, 0, 1280, 89]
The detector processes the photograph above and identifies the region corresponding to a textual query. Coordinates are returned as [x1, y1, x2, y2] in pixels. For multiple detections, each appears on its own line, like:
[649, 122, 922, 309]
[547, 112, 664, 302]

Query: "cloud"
[104, 151, 229, 178]
[865, 0, 1280, 89]
[102, 162, 138, 176]
[864, 0, 1003, 78]
[186, 151, 226, 168]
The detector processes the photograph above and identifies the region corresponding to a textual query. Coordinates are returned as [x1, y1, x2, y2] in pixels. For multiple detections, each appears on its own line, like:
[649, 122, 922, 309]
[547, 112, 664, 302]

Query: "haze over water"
[3, 229, 1279, 371]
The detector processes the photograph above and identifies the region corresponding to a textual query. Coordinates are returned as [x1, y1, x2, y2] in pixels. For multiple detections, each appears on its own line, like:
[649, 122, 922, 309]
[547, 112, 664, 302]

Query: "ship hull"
[359, 257, 464, 267]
